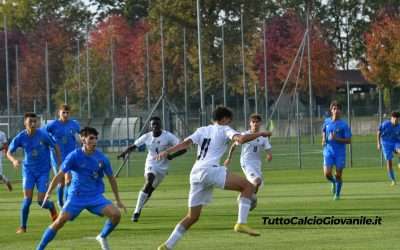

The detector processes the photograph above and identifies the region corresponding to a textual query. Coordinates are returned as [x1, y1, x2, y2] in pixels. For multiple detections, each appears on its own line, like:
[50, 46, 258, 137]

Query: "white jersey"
[134, 130, 180, 172]
[0, 130, 7, 159]
[239, 130, 271, 167]
[187, 124, 239, 169]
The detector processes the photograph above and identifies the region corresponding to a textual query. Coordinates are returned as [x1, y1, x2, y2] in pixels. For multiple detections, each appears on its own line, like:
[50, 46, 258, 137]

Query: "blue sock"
[326, 175, 336, 184]
[100, 219, 117, 238]
[37, 227, 57, 250]
[335, 180, 343, 197]
[388, 168, 396, 182]
[57, 185, 64, 207]
[21, 198, 32, 228]
[38, 200, 55, 211]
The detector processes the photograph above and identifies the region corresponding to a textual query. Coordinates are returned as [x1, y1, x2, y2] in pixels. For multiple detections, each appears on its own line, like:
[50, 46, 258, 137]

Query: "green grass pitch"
[1, 137, 400, 249]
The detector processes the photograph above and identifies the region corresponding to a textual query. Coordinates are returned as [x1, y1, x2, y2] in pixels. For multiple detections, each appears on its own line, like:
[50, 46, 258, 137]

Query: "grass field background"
[1, 135, 400, 249]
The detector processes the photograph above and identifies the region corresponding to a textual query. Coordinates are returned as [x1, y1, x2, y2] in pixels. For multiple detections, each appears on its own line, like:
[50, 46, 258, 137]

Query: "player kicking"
[36, 127, 126, 250]
[118, 116, 183, 222]
[377, 111, 400, 185]
[45, 104, 80, 207]
[224, 114, 272, 210]
[0, 129, 12, 191]
[156, 106, 271, 250]
[6, 113, 61, 234]
[322, 101, 352, 200]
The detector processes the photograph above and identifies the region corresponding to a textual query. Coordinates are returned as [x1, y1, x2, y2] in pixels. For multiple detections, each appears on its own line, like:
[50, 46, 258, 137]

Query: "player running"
[45, 104, 80, 207]
[322, 101, 352, 200]
[0, 129, 12, 191]
[224, 113, 272, 210]
[156, 106, 271, 250]
[118, 116, 184, 222]
[377, 111, 400, 185]
[6, 113, 61, 234]
[36, 127, 126, 250]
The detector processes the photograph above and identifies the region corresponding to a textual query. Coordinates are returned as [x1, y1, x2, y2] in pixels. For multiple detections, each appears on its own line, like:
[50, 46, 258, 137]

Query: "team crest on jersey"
[98, 161, 104, 169]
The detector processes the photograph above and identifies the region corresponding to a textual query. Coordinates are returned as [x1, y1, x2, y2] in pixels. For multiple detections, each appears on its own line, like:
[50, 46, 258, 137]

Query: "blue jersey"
[8, 129, 55, 175]
[61, 148, 113, 197]
[378, 120, 400, 144]
[322, 119, 352, 156]
[46, 119, 80, 160]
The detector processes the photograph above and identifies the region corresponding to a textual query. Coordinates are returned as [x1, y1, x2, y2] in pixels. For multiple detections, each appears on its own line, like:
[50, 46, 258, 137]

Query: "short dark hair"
[249, 113, 262, 122]
[391, 111, 400, 118]
[59, 104, 70, 111]
[79, 127, 98, 137]
[212, 106, 233, 121]
[24, 112, 37, 120]
[150, 116, 161, 122]
[330, 100, 342, 110]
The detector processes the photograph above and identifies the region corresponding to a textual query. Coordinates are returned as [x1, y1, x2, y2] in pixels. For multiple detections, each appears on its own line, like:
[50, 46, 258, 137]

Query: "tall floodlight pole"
[45, 42, 50, 118]
[183, 27, 188, 133]
[15, 45, 20, 114]
[263, 20, 268, 125]
[306, 2, 314, 144]
[254, 84, 258, 113]
[196, 0, 205, 125]
[145, 33, 151, 111]
[110, 36, 115, 114]
[77, 39, 82, 117]
[240, 5, 248, 129]
[222, 23, 227, 106]
[86, 23, 91, 119]
[160, 15, 167, 128]
[4, 6, 10, 136]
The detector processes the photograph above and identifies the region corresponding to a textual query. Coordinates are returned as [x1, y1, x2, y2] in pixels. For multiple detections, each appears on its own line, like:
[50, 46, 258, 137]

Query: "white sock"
[237, 197, 251, 224]
[134, 191, 148, 214]
[165, 224, 186, 249]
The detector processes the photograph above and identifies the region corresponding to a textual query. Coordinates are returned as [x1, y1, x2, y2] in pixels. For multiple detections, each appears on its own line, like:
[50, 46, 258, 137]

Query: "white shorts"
[241, 163, 263, 187]
[144, 165, 167, 189]
[188, 165, 227, 207]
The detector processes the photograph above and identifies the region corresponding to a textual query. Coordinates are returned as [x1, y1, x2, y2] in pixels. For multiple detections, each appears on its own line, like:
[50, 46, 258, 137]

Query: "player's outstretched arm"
[118, 144, 136, 159]
[322, 132, 326, 146]
[331, 133, 351, 144]
[6, 151, 19, 169]
[107, 175, 127, 213]
[157, 139, 193, 161]
[54, 144, 62, 167]
[42, 171, 64, 207]
[266, 150, 272, 162]
[234, 131, 272, 145]
[224, 143, 237, 166]
[167, 149, 188, 160]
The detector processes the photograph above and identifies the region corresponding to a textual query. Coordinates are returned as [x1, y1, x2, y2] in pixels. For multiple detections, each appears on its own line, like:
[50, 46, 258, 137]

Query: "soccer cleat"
[5, 180, 12, 192]
[96, 234, 111, 250]
[16, 227, 26, 234]
[157, 243, 171, 250]
[234, 223, 260, 236]
[333, 195, 340, 200]
[50, 209, 58, 222]
[131, 212, 140, 222]
[391, 181, 396, 186]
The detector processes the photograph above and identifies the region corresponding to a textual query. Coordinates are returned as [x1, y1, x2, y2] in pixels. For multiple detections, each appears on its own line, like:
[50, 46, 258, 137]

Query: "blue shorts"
[381, 142, 400, 161]
[62, 194, 112, 221]
[324, 154, 346, 169]
[22, 172, 49, 193]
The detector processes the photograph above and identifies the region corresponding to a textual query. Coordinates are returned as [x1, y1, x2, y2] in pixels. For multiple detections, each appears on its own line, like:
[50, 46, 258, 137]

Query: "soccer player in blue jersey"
[6, 113, 61, 234]
[322, 101, 352, 200]
[377, 111, 400, 185]
[36, 127, 126, 250]
[46, 104, 80, 207]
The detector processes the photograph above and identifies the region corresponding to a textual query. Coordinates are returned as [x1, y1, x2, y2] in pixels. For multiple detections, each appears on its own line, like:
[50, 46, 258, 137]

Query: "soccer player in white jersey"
[0, 129, 12, 191]
[156, 107, 272, 250]
[118, 116, 183, 222]
[224, 114, 272, 210]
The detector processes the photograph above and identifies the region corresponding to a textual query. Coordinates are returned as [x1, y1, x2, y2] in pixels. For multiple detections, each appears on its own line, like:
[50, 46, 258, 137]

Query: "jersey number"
[197, 138, 211, 160]
[253, 146, 258, 152]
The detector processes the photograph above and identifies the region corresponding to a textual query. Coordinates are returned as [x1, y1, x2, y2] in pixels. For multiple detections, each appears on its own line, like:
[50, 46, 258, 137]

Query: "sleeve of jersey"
[8, 135, 20, 153]
[103, 156, 113, 176]
[74, 120, 81, 132]
[264, 138, 272, 150]
[61, 152, 75, 173]
[170, 133, 180, 145]
[186, 128, 202, 145]
[224, 126, 240, 140]
[344, 124, 352, 139]
[43, 131, 56, 148]
[134, 134, 147, 147]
